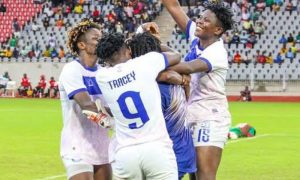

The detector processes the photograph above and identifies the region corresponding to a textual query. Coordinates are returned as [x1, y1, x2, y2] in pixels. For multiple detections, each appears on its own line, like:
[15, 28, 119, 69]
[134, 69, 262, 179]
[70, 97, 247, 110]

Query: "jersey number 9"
[117, 91, 150, 129]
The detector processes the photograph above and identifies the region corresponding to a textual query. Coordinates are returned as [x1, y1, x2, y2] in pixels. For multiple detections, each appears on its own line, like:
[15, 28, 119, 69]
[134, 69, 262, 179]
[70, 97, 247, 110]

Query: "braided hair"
[204, 1, 234, 35]
[67, 18, 100, 56]
[96, 32, 125, 62]
[128, 32, 161, 58]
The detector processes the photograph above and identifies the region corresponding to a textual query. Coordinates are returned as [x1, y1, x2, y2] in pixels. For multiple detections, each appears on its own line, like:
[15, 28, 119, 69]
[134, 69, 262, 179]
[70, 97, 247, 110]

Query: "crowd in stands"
[0, 0, 162, 60]
[171, 0, 300, 65]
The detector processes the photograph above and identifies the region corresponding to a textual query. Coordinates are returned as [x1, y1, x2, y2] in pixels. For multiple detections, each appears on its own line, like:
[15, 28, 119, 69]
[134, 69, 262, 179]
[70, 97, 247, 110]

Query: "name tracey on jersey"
[108, 71, 136, 90]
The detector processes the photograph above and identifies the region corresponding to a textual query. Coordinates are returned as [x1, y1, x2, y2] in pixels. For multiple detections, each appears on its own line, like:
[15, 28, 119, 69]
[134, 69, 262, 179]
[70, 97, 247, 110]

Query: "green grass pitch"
[0, 99, 299, 180]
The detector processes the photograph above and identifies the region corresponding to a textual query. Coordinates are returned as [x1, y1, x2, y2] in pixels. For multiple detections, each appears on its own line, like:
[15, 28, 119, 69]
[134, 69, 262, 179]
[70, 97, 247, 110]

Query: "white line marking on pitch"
[227, 134, 270, 144]
[34, 174, 66, 180]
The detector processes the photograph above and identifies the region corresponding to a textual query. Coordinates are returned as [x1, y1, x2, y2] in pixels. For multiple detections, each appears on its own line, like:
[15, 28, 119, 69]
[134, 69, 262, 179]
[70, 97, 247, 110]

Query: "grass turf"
[0, 99, 299, 180]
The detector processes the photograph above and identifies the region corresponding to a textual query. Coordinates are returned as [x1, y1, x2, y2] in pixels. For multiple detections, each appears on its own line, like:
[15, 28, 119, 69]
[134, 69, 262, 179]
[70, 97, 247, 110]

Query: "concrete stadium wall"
[0, 62, 66, 86]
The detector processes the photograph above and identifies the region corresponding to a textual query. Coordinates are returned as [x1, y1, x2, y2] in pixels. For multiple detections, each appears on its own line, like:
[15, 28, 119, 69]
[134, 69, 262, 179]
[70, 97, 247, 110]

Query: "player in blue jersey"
[95, 32, 181, 179]
[162, 1, 234, 180]
[59, 19, 112, 180]
[128, 32, 197, 180]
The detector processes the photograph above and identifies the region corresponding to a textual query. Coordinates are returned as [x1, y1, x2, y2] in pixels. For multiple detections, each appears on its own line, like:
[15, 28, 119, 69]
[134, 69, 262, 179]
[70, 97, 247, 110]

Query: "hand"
[82, 110, 113, 128]
[139, 22, 161, 40]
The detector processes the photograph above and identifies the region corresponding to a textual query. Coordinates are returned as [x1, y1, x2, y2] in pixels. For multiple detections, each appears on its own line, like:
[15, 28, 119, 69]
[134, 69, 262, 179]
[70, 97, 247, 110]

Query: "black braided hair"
[96, 32, 125, 62]
[128, 32, 161, 58]
[204, 1, 234, 35]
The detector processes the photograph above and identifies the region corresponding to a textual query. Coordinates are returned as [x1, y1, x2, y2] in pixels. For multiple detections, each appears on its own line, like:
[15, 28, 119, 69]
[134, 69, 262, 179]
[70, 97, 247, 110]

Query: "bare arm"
[73, 91, 98, 113]
[161, 0, 190, 32]
[157, 70, 183, 85]
[168, 59, 209, 74]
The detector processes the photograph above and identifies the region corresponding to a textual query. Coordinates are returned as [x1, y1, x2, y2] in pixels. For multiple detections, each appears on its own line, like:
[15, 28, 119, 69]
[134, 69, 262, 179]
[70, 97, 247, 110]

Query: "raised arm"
[161, 0, 190, 32]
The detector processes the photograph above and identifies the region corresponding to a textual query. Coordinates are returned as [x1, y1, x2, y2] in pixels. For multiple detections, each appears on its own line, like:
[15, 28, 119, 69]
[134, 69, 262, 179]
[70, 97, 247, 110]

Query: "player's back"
[159, 83, 196, 176]
[96, 52, 172, 151]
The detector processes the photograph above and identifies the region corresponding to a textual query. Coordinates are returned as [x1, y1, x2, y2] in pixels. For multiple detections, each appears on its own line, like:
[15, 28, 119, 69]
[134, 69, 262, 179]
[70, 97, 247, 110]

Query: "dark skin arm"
[161, 0, 190, 32]
[73, 91, 98, 113]
[168, 59, 209, 74]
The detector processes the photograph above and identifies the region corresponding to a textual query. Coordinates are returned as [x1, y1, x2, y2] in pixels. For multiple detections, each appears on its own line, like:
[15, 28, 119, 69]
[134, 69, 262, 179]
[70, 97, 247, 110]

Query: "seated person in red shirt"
[46, 76, 59, 98]
[33, 75, 47, 98]
[18, 73, 32, 97]
[239, 86, 252, 101]
[233, 51, 242, 63]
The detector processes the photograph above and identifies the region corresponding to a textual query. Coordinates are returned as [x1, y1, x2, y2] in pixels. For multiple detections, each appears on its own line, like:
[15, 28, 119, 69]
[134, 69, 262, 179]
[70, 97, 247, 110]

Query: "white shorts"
[190, 119, 231, 149]
[62, 156, 93, 179]
[111, 141, 178, 180]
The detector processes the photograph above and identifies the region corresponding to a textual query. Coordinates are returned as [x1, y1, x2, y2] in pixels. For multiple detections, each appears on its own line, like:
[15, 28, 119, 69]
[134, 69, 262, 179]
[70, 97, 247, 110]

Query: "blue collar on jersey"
[75, 59, 98, 72]
[184, 38, 204, 62]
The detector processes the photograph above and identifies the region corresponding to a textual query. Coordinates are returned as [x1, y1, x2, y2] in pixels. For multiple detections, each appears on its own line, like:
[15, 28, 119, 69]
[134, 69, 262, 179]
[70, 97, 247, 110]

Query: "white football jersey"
[96, 52, 172, 152]
[59, 60, 110, 164]
[185, 20, 231, 122]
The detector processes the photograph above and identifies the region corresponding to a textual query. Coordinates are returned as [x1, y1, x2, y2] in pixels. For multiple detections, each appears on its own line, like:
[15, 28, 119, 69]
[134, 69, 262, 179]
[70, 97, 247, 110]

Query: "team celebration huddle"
[58, 0, 234, 179]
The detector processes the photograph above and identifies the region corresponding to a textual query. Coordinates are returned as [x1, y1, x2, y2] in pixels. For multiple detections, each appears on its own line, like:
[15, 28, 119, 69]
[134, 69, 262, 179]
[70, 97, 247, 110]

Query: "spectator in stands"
[74, 3, 83, 14]
[285, 0, 294, 15]
[287, 33, 295, 44]
[233, 51, 242, 63]
[12, 18, 21, 32]
[43, 45, 51, 57]
[247, 24, 255, 35]
[266, 0, 274, 10]
[58, 46, 65, 58]
[25, 42, 32, 55]
[239, 86, 252, 102]
[257, 51, 267, 64]
[222, 31, 232, 49]
[274, 52, 284, 64]
[51, 48, 58, 58]
[13, 47, 20, 58]
[46, 76, 58, 98]
[240, 31, 249, 48]
[62, 4, 71, 17]
[28, 47, 36, 59]
[31, 21, 40, 35]
[241, 8, 250, 21]
[44, 3, 54, 17]
[280, 43, 288, 54]
[231, 32, 240, 48]
[48, 33, 56, 48]
[242, 20, 253, 31]
[34, 45, 41, 58]
[274, 0, 284, 6]
[254, 22, 265, 39]
[92, 6, 100, 18]
[248, 32, 257, 48]
[42, 16, 50, 30]
[279, 34, 287, 44]
[256, 0, 266, 11]
[56, 15, 64, 29]
[296, 32, 300, 43]
[0, 3, 6, 14]
[250, 11, 260, 25]
[33, 75, 47, 98]
[18, 73, 32, 97]
[266, 52, 273, 64]
[9, 35, 17, 48]
[0, 45, 6, 57]
[228, 51, 233, 64]
[291, 42, 298, 57]
[20, 47, 28, 57]
[5, 47, 13, 58]
[286, 48, 294, 63]
[272, 1, 281, 13]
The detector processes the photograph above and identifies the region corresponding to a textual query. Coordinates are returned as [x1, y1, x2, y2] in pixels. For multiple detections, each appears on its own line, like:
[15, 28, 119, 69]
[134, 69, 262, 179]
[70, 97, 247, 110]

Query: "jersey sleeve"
[59, 64, 87, 99]
[137, 52, 169, 78]
[198, 42, 228, 72]
[186, 20, 197, 42]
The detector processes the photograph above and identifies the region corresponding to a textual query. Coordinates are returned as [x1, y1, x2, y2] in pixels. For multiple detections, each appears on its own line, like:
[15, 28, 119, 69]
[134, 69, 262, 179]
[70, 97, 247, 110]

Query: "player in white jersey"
[59, 19, 111, 180]
[95, 32, 181, 179]
[162, 1, 234, 179]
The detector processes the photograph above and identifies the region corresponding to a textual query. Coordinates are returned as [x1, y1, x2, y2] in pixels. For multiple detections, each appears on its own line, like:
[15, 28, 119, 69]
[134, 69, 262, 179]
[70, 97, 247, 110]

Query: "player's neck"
[78, 53, 97, 67]
[199, 37, 219, 49]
